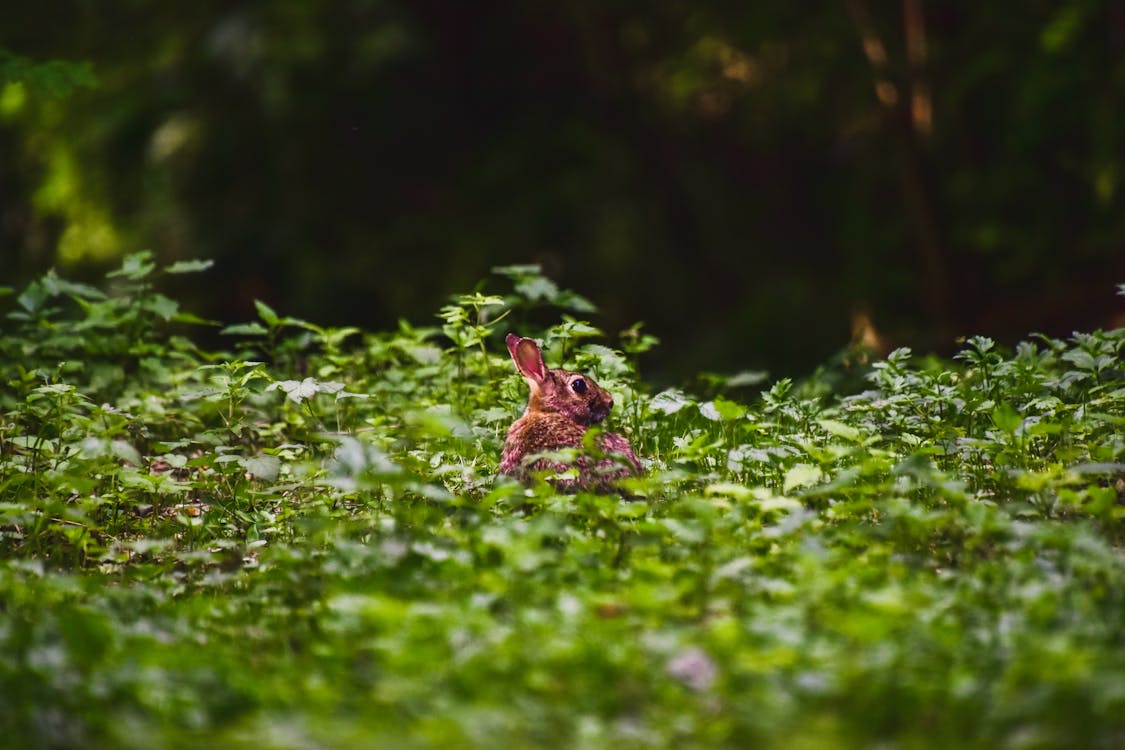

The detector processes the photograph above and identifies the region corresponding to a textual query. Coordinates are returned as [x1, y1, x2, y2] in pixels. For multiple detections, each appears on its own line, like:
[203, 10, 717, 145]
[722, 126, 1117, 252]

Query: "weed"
[0, 256, 1123, 748]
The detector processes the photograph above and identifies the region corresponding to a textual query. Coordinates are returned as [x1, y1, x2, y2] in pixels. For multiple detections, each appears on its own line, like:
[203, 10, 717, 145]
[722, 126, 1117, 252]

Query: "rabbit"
[500, 333, 641, 491]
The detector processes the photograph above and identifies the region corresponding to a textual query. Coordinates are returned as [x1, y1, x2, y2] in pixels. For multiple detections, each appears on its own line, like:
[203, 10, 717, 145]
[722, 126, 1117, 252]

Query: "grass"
[1, 255, 1123, 749]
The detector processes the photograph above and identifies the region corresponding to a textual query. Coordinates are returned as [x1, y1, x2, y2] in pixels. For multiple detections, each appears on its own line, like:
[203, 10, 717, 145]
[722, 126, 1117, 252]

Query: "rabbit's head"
[506, 333, 613, 426]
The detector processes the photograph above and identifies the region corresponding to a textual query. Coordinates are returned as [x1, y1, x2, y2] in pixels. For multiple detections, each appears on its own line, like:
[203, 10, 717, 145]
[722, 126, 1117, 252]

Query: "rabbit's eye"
[570, 378, 588, 395]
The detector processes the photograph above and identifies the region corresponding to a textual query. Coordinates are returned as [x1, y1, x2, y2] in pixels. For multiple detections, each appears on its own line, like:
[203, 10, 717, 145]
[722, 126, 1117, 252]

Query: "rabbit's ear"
[507, 333, 547, 382]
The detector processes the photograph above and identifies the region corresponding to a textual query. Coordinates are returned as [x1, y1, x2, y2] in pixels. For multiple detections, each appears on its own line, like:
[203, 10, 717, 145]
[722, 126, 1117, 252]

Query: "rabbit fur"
[500, 333, 641, 491]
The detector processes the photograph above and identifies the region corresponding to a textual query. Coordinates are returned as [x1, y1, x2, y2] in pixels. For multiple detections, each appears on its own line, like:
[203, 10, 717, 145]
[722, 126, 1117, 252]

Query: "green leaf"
[650, 389, 692, 415]
[242, 455, 281, 482]
[0, 53, 98, 96]
[171, 311, 216, 325]
[712, 397, 746, 420]
[255, 299, 280, 327]
[965, 335, 995, 354]
[1061, 349, 1096, 371]
[42, 272, 107, 300]
[725, 370, 770, 387]
[144, 293, 180, 320]
[268, 378, 342, 403]
[165, 258, 215, 274]
[783, 463, 823, 493]
[17, 281, 48, 313]
[405, 344, 442, 364]
[491, 263, 542, 278]
[515, 275, 559, 302]
[757, 495, 802, 513]
[557, 291, 598, 313]
[110, 440, 142, 465]
[991, 403, 1022, 434]
[700, 397, 746, 421]
[220, 322, 269, 336]
[704, 482, 754, 500]
[818, 418, 861, 442]
[108, 251, 156, 280]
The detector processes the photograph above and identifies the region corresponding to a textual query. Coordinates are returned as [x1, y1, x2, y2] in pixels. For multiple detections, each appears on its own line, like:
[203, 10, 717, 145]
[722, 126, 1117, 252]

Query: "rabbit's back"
[500, 412, 585, 474]
[501, 412, 641, 490]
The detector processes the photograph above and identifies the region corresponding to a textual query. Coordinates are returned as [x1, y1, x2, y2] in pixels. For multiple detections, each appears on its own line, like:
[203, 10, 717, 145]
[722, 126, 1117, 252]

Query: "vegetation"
[1, 257, 1123, 749]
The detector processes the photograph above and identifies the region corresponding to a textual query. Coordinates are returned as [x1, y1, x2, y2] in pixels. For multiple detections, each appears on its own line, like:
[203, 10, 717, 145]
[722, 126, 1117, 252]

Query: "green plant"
[0, 259, 1122, 749]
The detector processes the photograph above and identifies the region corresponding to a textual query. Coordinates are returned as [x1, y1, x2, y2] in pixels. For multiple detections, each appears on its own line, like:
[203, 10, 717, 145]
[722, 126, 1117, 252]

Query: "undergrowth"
[1, 255, 1123, 749]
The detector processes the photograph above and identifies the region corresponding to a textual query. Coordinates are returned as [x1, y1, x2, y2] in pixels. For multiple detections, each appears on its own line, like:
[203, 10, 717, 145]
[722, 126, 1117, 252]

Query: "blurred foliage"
[0, 260, 1123, 748]
[1, 1, 1124, 379]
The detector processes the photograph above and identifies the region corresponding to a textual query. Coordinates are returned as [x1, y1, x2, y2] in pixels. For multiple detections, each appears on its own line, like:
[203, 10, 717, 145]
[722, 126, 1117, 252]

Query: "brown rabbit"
[500, 333, 641, 491]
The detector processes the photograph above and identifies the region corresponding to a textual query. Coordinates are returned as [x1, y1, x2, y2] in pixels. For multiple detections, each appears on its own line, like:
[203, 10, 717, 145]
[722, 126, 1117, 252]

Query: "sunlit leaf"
[269, 378, 320, 403]
[108, 250, 156, 280]
[221, 322, 269, 336]
[515, 276, 558, 302]
[817, 418, 861, 442]
[165, 258, 215, 274]
[712, 397, 746, 421]
[783, 463, 823, 492]
[255, 299, 280, 327]
[242, 454, 281, 482]
[144, 293, 180, 320]
[650, 389, 692, 414]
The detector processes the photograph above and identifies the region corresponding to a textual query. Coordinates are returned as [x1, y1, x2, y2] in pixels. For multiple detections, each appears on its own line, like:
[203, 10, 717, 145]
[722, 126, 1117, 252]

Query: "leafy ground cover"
[1, 256, 1123, 749]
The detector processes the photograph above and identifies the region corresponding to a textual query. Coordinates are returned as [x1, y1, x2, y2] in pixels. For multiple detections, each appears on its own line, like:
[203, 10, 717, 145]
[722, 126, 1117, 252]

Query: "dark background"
[2, 1, 1124, 381]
